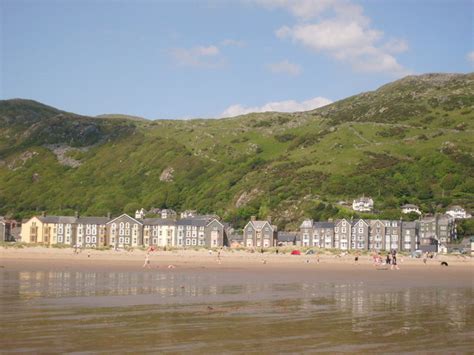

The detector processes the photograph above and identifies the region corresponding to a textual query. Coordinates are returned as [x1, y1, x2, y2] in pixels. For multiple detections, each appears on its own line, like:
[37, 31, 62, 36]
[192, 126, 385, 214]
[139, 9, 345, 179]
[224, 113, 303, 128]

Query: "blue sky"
[1, 0, 473, 119]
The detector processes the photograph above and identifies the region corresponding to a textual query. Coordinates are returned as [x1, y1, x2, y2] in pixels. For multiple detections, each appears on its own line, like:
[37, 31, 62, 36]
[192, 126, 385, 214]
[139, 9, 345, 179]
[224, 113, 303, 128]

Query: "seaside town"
[2, 197, 472, 255]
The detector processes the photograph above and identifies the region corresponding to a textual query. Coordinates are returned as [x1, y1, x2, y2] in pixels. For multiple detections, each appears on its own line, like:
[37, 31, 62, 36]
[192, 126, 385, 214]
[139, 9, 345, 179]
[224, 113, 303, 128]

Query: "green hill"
[0, 73, 473, 230]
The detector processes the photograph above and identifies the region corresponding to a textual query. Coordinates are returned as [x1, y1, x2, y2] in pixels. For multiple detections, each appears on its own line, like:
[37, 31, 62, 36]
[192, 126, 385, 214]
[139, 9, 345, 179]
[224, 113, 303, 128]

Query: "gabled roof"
[106, 213, 143, 225]
[352, 219, 369, 227]
[244, 220, 273, 231]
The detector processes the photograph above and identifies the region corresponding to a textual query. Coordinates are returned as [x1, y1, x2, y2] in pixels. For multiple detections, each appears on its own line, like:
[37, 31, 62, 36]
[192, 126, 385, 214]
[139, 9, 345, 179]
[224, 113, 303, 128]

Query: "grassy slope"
[0, 74, 473, 230]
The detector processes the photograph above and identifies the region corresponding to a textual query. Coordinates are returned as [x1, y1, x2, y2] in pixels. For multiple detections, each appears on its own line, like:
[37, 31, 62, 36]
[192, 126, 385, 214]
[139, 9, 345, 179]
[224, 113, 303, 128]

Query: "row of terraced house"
[21, 213, 227, 249]
[299, 214, 457, 253]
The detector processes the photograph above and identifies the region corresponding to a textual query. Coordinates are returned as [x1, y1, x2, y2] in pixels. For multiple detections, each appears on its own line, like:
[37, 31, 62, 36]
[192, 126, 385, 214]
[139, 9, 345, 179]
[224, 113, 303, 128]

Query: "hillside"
[0, 73, 473, 230]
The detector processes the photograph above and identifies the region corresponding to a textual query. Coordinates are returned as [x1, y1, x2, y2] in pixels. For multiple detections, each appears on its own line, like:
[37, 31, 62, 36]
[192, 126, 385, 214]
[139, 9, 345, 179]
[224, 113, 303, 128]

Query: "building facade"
[299, 216, 455, 252]
[243, 218, 277, 248]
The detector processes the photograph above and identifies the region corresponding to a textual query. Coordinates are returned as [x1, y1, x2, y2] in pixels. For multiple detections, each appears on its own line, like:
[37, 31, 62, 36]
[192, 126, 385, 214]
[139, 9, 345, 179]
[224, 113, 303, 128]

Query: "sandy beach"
[1, 247, 472, 287]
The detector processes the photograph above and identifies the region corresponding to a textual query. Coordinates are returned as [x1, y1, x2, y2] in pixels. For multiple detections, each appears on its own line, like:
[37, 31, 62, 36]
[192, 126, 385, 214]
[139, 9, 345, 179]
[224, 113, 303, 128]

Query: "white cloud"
[267, 60, 302, 76]
[221, 39, 246, 47]
[221, 96, 332, 117]
[467, 51, 474, 65]
[254, 0, 336, 20]
[169, 45, 223, 68]
[259, 0, 410, 76]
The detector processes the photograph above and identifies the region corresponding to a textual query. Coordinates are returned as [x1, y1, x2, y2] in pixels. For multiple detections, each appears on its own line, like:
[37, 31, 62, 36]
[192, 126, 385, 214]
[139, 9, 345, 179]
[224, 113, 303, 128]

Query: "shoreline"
[1, 247, 472, 287]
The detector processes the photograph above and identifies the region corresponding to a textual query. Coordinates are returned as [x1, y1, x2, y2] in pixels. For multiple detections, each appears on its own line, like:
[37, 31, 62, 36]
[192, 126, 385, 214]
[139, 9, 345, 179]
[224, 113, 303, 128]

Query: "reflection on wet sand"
[0, 270, 472, 353]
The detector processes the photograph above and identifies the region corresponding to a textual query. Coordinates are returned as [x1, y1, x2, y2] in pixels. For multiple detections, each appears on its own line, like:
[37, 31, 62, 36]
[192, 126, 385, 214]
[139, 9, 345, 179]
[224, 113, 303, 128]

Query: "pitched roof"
[176, 218, 209, 227]
[106, 214, 143, 225]
[250, 220, 271, 230]
[38, 216, 77, 224]
[143, 218, 176, 226]
[402, 204, 419, 209]
[77, 217, 110, 224]
[314, 221, 334, 228]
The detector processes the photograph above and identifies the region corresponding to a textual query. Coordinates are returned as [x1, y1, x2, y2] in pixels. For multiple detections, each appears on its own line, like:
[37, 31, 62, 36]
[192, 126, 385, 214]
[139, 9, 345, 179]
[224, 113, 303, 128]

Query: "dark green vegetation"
[1, 73, 473, 230]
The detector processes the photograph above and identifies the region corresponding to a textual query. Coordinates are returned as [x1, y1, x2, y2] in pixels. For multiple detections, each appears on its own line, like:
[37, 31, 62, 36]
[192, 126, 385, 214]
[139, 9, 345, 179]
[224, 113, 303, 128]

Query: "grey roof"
[143, 218, 176, 226]
[38, 216, 77, 224]
[176, 218, 209, 227]
[277, 232, 297, 242]
[77, 217, 110, 225]
[448, 205, 463, 210]
[314, 221, 335, 228]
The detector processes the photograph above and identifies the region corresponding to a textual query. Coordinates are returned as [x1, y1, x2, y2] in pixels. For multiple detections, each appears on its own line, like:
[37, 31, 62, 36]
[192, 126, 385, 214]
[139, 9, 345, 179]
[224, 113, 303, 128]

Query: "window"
[119, 237, 124, 244]
[152, 238, 158, 245]
[86, 236, 91, 243]
[58, 236, 63, 243]
[125, 237, 130, 244]
[92, 236, 96, 243]
[133, 238, 137, 244]
[186, 239, 191, 246]
[342, 228, 346, 233]
[358, 228, 363, 233]
[192, 239, 197, 245]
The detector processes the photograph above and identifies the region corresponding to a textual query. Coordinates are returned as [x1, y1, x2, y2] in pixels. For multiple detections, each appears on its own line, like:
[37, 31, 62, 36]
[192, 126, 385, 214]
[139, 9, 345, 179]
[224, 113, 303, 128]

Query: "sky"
[1, 0, 473, 119]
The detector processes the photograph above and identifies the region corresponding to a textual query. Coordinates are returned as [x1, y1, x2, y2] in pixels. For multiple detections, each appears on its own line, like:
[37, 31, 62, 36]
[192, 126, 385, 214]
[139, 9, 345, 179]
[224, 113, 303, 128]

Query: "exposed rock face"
[7, 150, 39, 170]
[160, 167, 174, 182]
[45, 144, 89, 168]
[236, 188, 261, 208]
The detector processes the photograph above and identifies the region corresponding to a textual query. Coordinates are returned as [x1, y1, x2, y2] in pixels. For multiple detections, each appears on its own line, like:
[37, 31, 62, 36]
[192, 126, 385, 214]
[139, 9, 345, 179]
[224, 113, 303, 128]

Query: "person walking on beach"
[391, 250, 399, 270]
[143, 253, 151, 269]
[217, 248, 222, 264]
[354, 252, 360, 264]
[423, 252, 428, 265]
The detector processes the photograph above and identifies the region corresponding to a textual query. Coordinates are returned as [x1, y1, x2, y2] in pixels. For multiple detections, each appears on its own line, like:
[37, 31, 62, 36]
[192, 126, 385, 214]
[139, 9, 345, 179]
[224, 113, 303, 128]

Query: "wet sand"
[1, 247, 473, 353]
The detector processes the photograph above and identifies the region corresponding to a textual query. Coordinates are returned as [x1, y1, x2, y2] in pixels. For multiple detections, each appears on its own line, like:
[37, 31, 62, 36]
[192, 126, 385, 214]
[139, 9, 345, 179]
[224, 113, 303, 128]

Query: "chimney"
[41, 211, 46, 217]
[251, 216, 256, 221]
[107, 212, 111, 220]
[267, 216, 272, 224]
[75, 211, 79, 218]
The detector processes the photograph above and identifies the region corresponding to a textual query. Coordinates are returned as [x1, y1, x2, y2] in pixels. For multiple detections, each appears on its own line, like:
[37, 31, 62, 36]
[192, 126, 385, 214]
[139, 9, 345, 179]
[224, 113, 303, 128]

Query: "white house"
[352, 197, 374, 212]
[135, 208, 147, 219]
[446, 206, 471, 219]
[401, 204, 421, 215]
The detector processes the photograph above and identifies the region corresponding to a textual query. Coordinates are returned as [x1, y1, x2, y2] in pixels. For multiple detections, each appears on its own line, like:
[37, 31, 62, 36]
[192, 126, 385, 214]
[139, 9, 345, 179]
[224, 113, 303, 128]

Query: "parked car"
[291, 250, 301, 255]
[305, 249, 315, 255]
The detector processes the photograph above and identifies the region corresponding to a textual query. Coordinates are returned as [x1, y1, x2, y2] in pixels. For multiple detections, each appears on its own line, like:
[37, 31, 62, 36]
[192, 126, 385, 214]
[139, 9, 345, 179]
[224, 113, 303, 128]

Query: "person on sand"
[391, 250, 400, 270]
[423, 252, 428, 265]
[143, 253, 151, 269]
[385, 253, 391, 266]
[217, 249, 222, 264]
[354, 252, 360, 264]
